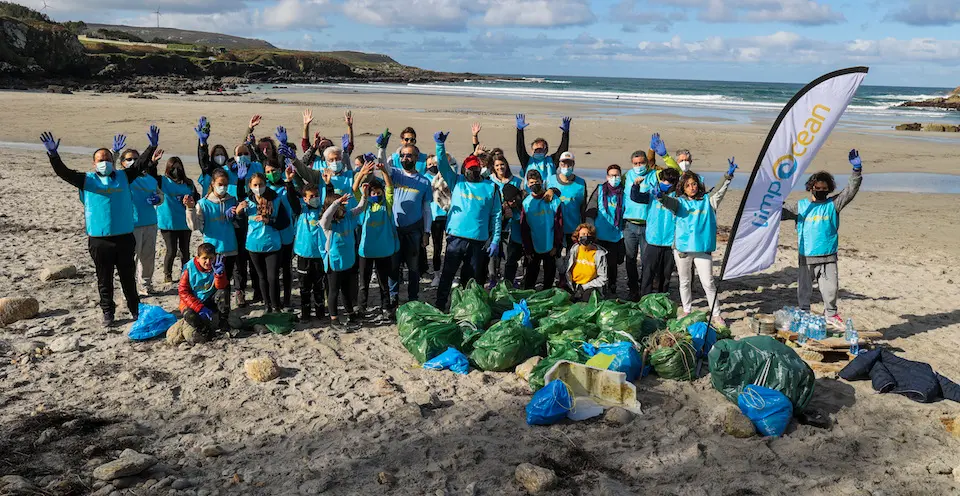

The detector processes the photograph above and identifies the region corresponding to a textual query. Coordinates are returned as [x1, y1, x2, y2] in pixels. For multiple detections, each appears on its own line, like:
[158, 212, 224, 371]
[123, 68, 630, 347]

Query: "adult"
[621, 150, 659, 301]
[515, 114, 571, 180]
[157, 156, 201, 284]
[585, 165, 626, 298]
[565, 223, 608, 303]
[41, 126, 159, 327]
[116, 134, 164, 296]
[381, 127, 429, 175]
[544, 151, 586, 288]
[301, 109, 354, 169]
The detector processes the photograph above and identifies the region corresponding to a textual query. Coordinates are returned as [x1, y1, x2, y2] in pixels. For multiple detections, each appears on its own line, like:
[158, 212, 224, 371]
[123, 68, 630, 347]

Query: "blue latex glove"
[653, 184, 665, 199]
[213, 255, 225, 276]
[515, 114, 529, 130]
[146, 193, 162, 206]
[146, 125, 160, 147]
[278, 143, 295, 159]
[194, 117, 210, 144]
[376, 128, 390, 149]
[226, 205, 237, 220]
[651, 133, 667, 157]
[559, 116, 572, 133]
[487, 242, 500, 258]
[40, 132, 60, 154]
[727, 157, 738, 176]
[199, 307, 214, 321]
[275, 126, 288, 145]
[362, 152, 377, 163]
[245, 134, 256, 147]
[236, 161, 249, 180]
[112, 134, 126, 154]
[341, 133, 350, 151]
[849, 149, 861, 170]
[434, 131, 449, 144]
[659, 182, 672, 194]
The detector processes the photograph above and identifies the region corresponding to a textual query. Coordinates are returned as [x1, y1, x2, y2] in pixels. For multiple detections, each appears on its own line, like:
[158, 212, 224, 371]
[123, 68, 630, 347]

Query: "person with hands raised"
[320, 189, 369, 332]
[515, 113, 572, 180]
[380, 126, 429, 174]
[621, 147, 667, 301]
[434, 131, 503, 310]
[519, 169, 564, 290]
[782, 149, 863, 329]
[179, 244, 231, 338]
[353, 162, 399, 323]
[157, 155, 201, 285]
[41, 126, 158, 327]
[235, 172, 291, 314]
[629, 167, 681, 296]
[120, 128, 165, 297]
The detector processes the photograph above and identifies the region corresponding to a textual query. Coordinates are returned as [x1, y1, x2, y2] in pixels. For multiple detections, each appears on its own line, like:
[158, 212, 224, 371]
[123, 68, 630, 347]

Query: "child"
[353, 163, 399, 323]
[179, 243, 229, 337]
[500, 183, 525, 288]
[186, 168, 239, 287]
[630, 167, 681, 296]
[264, 153, 300, 310]
[657, 162, 735, 326]
[783, 149, 863, 328]
[520, 170, 563, 290]
[235, 172, 291, 314]
[158, 156, 201, 284]
[320, 190, 369, 331]
[292, 183, 328, 321]
[565, 223, 608, 302]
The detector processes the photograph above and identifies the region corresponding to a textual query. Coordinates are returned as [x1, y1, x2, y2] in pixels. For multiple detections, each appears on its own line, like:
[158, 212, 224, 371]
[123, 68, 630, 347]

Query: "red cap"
[463, 155, 481, 170]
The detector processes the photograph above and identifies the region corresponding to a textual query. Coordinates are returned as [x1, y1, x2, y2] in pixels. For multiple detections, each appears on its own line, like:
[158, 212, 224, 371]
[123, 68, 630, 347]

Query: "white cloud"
[884, 0, 960, 26]
[262, 0, 329, 29]
[642, 0, 845, 25]
[341, 0, 595, 31]
[342, 0, 473, 31]
[481, 0, 595, 27]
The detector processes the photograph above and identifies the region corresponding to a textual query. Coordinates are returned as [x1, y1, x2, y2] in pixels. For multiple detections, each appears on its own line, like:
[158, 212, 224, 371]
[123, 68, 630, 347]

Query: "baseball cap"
[463, 155, 481, 170]
[559, 151, 575, 162]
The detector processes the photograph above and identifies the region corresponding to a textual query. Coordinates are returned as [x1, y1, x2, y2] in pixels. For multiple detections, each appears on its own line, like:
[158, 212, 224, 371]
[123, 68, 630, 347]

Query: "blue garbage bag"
[525, 379, 573, 425]
[501, 300, 532, 328]
[737, 384, 793, 437]
[581, 342, 643, 382]
[423, 347, 470, 375]
[128, 303, 177, 341]
[688, 322, 718, 358]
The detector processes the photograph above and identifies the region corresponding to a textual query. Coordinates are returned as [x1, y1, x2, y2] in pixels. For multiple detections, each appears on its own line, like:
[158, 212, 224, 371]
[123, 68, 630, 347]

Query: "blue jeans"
[623, 222, 647, 294]
[436, 235, 485, 310]
[389, 223, 423, 304]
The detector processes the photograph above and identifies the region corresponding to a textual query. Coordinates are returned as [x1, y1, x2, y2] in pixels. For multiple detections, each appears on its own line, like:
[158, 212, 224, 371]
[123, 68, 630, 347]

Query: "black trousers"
[418, 217, 447, 275]
[89, 234, 139, 316]
[389, 223, 424, 303]
[249, 250, 281, 312]
[297, 256, 326, 316]
[327, 266, 358, 319]
[160, 229, 191, 280]
[640, 244, 676, 296]
[233, 226, 261, 300]
[436, 235, 484, 309]
[502, 241, 524, 287]
[597, 239, 625, 297]
[523, 251, 557, 290]
[182, 290, 230, 333]
[359, 255, 393, 311]
[280, 243, 294, 307]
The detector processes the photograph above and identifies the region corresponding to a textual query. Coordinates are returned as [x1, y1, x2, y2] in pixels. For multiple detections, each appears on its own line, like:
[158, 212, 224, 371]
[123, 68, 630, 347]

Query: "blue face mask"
[329, 161, 345, 173]
[236, 155, 252, 167]
[95, 160, 114, 176]
[608, 176, 622, 188]
[533, 153, 546, 160]
[369, 195, 381, 204]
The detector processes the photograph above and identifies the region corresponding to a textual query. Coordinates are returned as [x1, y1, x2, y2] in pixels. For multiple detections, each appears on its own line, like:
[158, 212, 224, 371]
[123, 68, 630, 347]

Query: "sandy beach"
[1, 89, 959, 495]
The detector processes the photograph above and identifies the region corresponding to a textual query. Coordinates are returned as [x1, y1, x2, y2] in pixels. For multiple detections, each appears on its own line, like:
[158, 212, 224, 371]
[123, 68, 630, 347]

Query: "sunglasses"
[400, 153, 417, 158]
[237, 152, 250, 157]
[402, 137, 417, 143]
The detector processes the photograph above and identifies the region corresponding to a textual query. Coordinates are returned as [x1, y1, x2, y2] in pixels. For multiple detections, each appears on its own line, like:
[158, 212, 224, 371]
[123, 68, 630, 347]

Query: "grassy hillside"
[84, 24, 276, 49]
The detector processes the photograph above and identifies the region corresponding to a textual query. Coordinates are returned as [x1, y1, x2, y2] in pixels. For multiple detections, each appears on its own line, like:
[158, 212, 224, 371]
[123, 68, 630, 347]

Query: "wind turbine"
[40, 1, 49, 12]
[154, 6, 161, 28]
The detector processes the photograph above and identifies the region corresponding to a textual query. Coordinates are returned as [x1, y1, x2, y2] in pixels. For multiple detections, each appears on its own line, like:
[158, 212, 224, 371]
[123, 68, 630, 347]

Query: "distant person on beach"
[782, 150, 863, 328]
[515, 113, 572, 180]
[40, 126, 159, 327]
[657, 163, 737, 327]
[585, 165, 626, 298]
[178, 243, 230, 338]
[519, 169, 563, 290]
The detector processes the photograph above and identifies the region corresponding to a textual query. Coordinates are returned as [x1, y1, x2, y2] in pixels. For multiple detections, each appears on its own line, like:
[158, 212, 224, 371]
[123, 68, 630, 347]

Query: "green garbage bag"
[637, 293, 678, 320]
[593, 328, 643, 347]
[397, 301, 449, 334]
[488, 282, 536, 318]
[245, 312, 298, 335]
[469, 315, 546, 372]
[450, 280, 492, 328]
[708, 336, 816, 411]
[645, 330, 698, 381]
[535, 294, 602, 338]
[547, 327, 594, 356]
[397, 301, 461, 364]
[667, 310, 709, 333]
[597, 301, 663, 341]
[459, 321, 485, 355]
[524, 288, 571, 322]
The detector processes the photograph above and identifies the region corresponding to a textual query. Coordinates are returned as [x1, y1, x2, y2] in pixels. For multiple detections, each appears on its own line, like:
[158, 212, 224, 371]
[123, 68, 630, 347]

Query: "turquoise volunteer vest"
[293, 203, 326, 259]
[359, 202, 400, 259]
[522, 195, 561, 254]
[185, 260, 217, 302]
[225, 161, 264, 199]
[594, 187, 623, 243]
[392, 152, 429, 175]
[130, 174, 159, 227]
[623, 168, 658, 221]
[158, 177, 193, 231]
[198, 174, 211, 198]
[325, 214, 359, 272]
[446, 178, 498, 242]
[268, 182, 296, 245]
[197, 197, 238, 254]
[796, 199, 839, 257]
[526, 156, 555, 182]
[82, 172, 136, 237]
[645, 195, 677, 247]
[675, 195, 717, 253]
[545, 174, 586, 234]
[244, 196, 283, 253]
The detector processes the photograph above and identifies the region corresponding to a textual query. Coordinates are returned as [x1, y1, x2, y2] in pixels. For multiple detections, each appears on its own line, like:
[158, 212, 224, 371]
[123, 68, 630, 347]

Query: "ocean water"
[264, 74, 960, 130]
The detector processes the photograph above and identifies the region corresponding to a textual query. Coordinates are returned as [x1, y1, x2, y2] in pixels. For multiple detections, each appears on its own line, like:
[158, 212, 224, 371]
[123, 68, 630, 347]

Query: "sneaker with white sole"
[826, 314, 844, 330]
[710, 316, 727, 328]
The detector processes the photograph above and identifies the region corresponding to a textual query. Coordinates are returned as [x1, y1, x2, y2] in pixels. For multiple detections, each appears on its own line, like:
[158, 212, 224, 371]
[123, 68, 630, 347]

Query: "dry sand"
[1, 90, 959, 495]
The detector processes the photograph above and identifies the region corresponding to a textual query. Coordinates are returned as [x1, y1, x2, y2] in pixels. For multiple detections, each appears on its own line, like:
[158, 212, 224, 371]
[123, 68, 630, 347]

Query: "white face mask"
[122, 158, 136, 168]
[678, 160, 691, 172]
[329, 161, 344, 173]
[559, 166, 573, 177]
[96, 161, 114, 176]
[252, 186, 266, 197]
[214, 155, 227, 166]
[607, 176, 621, 188]
[633, 165, 645, 174]
[306, 197, 320, 208]
[214, 185, 227, 196]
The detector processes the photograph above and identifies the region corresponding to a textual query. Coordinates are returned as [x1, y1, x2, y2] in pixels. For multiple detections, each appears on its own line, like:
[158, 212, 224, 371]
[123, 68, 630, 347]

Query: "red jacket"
[178, 258, 227, 313]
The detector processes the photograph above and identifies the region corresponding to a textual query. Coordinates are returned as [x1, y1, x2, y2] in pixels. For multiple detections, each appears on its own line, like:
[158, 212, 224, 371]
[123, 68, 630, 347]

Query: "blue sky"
[22, 0, 960, 87]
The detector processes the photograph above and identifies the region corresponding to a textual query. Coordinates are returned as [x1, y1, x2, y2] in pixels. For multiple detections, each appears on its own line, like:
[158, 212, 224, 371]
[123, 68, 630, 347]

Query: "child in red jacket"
[179, 242, 229, 336]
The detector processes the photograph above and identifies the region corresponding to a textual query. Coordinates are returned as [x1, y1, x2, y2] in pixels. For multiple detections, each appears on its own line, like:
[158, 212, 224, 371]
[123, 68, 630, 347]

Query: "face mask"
[306, 197, 320, 208]
[678, 160, 691, 172]
[214, 185, 227, 196]
[633, 165, 646, 175]
[329, 161, 345, 173]
[96, 161, 114, 176]
[481, 167, 491, 179]
[369, 195, 381, 204]
[266, 171, 283, 184]
[580, 235, 594, 245]
[532, 152, 546, 160]
[123, 158, 136, 168]
[465, 169, 482, 182]
[214, 155, 227, 166]
[607, 176, 621, 188]
[427, 166, 439, 175]
[559, 166, 573, 178]
[401, 159, 416, 171]
[252, 186, 265, 197]
[236, 155, 252, 167]
[813, 191, 829, 201]
[659, 182, 672, 193]
[530, 183, 544, 195]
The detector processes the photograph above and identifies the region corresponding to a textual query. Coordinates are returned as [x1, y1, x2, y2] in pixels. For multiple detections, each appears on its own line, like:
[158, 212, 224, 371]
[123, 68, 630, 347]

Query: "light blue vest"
[446, 177, 500, 243]
[158, 178, 193, 231]
[197, 197, 238, 254]
[198, 174, 211, 198]
[293, 203, 326, 259]
[545, 174, 586, 234]
[82, 172, 136, 237]
[130, 174, 159, 227]
[645, 195, 677, 247]
[623, 168, 658, 221]
[325, 214, 359, 272]
[526, 156, 555, 182]
[492, 175, 523, 194]
[392, 152, 429, 175]
[796, 199, 839, 257]
[675, 195, 717, 253]
[185, 260, 217, 302]
[225, 161, 264, 199]
[268, 182, 296, 245]
[594, 187, 623, 243]
[522, 195, 561, 254]
[244, 196, 283, 253]
[359, 202, 400, 259]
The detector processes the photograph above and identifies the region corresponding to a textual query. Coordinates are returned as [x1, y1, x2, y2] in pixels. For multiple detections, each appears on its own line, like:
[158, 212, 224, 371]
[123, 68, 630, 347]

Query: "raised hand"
[275, 126, 288, 146]
[474, 143, 488, 156]
[849, 149, 861, 170]
[362, 152, 377, 164]
[236, 200, 249, 211]
[152, 148, 164, 163]
[650, 133, 667, 157]
[360, 183, 371, 197]
[376, 128, 391, 149]
[277, 142, 295, 159]
[183, 195, 196, 208]
[515, 114, 529, 131]
[40, 132, 60, 154]
[344, 110, 353, 127]
[285, 165, 296, 182]
[249, 114, 262, 129]
[303, 109, 313, 126]
[112, 134, 127, 154]
[146, 193, 162, 206]
[213, 255, 225, 276]
[341, 133, 350, 151]
[194, 117, 210, 144]
[471, 122, 482, 136]
[147, 125, 160, 147]
[322, 170, 332, 185]
[339, 193, 352, 204]
[433, 131, 449, 144]
[199, 307, 214, 321]
[559, 116, 572, 133]
[360, 161, 375, 177]
[236, 161, 249, 181]
[245, 134, 256, 147]
[727, 157, 738, 177]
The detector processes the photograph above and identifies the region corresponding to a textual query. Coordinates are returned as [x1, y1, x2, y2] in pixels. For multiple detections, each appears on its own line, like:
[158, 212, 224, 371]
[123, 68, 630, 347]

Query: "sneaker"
[163, 275, 173, 285]
[430, 274, 441, 288]
[330, 319, 351, 333]
[826, 314, 844, 330]
[711, 316, 727, 328]
[234, 290, 246, 308]
[485, 278, 498, 291]
[102, 312, 116, 328]
[380, 308, 395, 325]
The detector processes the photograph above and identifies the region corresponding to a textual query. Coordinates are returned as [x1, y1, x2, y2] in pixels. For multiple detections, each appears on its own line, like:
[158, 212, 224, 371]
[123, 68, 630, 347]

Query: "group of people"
[40, 109, 862, 335]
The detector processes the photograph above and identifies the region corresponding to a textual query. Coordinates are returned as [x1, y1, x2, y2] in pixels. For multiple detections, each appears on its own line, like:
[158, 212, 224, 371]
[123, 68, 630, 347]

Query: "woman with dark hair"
[585, 164, 626, 297]
[235, 172, 290, 314]
[157, 156, 201, 283]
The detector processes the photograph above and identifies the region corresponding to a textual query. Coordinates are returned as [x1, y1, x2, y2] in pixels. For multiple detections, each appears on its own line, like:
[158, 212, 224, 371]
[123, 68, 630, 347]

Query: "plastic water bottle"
[817, 317, 827, 340]
[847, 319, 859, 355]
[844, 318, 854, 342]
[798, 316, 808, 345]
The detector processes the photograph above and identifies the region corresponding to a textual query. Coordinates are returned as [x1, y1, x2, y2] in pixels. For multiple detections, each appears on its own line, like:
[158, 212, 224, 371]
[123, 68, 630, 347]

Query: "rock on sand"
[92, 450, 158, 481]
[40, 264, 78, 281]
[515, 463, 557, 494]
[722, 405, 757, 438]
[0, 297, 40, 326]
[245, 356, 280, 382]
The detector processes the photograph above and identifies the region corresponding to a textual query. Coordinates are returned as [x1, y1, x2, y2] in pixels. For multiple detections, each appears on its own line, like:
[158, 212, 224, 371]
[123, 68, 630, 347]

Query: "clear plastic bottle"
[818, 317, 827, 340]
[847, 318, 859, 355]
[798, 316, 808, 345]
[844, 318, 854, 342]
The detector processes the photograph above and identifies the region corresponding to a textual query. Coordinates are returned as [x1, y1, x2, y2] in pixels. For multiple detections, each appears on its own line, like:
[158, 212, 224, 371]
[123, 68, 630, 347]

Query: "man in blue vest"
[41, 127, 159, 327]
[514, 114, 572, 179]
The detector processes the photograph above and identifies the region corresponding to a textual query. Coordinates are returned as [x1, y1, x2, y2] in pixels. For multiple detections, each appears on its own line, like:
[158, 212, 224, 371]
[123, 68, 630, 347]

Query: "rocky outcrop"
[899, 86, 960, 110]
[895, 122, 960, 132]
[0, 16, 88, 77]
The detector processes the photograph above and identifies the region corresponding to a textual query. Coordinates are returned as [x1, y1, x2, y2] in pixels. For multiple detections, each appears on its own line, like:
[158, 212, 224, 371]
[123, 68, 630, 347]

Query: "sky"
[19, 0, 960, 87]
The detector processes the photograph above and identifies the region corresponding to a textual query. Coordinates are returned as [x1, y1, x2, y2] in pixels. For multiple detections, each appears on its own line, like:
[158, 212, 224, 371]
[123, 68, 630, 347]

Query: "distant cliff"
[0, 16, 88, 76]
